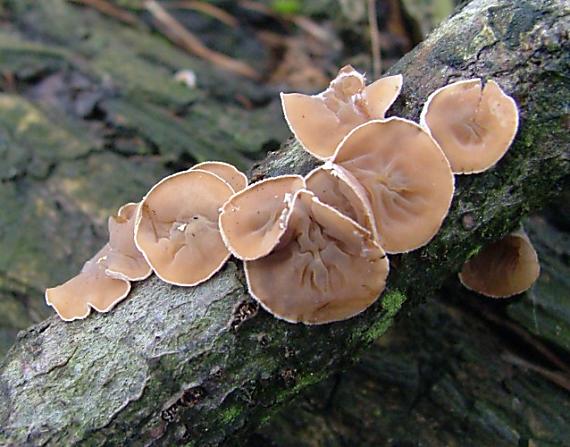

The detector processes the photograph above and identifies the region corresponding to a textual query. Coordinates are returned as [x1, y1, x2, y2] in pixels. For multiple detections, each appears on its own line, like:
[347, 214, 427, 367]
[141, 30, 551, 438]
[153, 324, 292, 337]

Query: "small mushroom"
[332, 118, 455, 253]
[45, 245, 131, 321]
[305, 164, 377, 238]
[245, 189, 389, 325]
[105, 202, 152, 281]
[190, 161, 248, 193]
[134, 169, 234, 286]
[219, 175, 306, 260]
[420, 79, 519, 174]
[459, 229, 540, 298]
[281, 65, 403, 160]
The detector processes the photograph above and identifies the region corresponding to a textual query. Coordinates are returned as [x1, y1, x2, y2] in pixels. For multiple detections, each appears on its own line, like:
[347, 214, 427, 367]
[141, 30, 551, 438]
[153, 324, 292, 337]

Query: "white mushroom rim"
[190, 161, 249, 193]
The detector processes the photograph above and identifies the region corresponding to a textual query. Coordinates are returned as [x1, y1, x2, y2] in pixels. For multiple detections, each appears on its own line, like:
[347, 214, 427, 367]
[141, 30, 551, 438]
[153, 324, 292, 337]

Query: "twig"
[166, 1, 238, 28]
[144, 0, 260, 80]
[68, 0, 140, 26]
[367, 0, 382, 78]
[479, 306, 570, 374]
[239, 0, 335, 46]
[502, 352, 570, 392]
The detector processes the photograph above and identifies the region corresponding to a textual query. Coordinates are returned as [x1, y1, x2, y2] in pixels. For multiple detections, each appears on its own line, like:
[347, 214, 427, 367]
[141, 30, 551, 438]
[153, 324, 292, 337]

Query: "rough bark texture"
[254, 202, 570, 447]
[0, 0, 569, 445]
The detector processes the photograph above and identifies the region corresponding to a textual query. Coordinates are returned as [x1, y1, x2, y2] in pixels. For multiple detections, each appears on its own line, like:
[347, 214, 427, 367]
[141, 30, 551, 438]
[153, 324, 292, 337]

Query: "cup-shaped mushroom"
[105, 203, 152, 281]
[219, 175, 306, 260]
[333, 118, 455, 253]
[364, 73, 403, 118]
[281, 65, 403, 160]
[420, 79, 519, 174]
[245, 190, 389, 325]
[459, 230, 540, 298]
[45, 244, 131, 321]
[305, 164, 377, 238]
[135, 170, 234, 286]
[190, 161, 248, 193]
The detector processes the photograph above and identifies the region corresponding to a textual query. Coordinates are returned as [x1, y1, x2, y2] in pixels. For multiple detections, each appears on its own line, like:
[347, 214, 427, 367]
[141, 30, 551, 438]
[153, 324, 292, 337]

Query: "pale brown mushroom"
[190, 161, 248, 192]
[305, 164, 377, 238]
[332, 118, 455, 253]
[281, 65, 403, 160]
[105, 202, 152, 281]
[45, 245, 131, 321]
[219, 175, 306, 260]
[134, 169, 234, 286]
[245, 189, 389, 325]
[420, 79, 519, 174]
[459, 230, 540, 298]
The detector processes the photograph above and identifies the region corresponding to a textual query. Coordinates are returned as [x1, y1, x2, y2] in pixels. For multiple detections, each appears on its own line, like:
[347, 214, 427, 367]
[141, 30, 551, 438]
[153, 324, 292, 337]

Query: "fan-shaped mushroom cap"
[459, 230, 540, 298]
[45, 245, 131, 321]
[364, 74, 403, 118]
[135, 170, 234, 286]
[333, 118, 454, 253]
[219, 175, 306, 260]
[281, 65, 403, 160]
[420, 79, 519, 174]
[305, 164, 377, 238]
[245, 190, 389, 325]
[105, 203, 152, 281]
[190, 161, 248, 192]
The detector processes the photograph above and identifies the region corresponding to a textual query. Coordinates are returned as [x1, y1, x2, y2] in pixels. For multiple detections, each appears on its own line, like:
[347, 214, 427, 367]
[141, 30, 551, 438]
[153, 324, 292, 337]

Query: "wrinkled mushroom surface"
[305, 164, 377, 237]
[333, 118, 454, 253]
[45, 245, 131, 321]
[281, 65, 402, 160]
[219, 175, 306, 260]
[190, 161, 248, 192]
[459, 230, 540, 298]
[135, 170, 233, 286]
[245, 190, 389, 325]
[420, 79, 519, 174]
[106, 202, 152, 281]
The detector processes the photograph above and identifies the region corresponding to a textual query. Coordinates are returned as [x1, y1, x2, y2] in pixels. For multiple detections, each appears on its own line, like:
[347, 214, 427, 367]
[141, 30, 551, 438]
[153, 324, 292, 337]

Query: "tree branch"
[1, 0, 569, 445]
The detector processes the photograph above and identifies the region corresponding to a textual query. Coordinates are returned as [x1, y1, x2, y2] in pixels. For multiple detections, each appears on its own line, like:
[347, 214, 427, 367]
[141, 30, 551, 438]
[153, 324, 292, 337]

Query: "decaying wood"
[0, 0, 568, 445]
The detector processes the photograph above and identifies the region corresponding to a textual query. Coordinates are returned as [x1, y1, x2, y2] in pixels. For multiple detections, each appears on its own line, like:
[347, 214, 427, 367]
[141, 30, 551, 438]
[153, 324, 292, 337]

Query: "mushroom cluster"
[46, 66, 523, 323]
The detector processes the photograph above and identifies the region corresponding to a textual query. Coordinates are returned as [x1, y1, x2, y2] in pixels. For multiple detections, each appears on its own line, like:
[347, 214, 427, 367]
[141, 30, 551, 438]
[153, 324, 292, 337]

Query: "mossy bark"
[0, 0, 568, 445]
[255, 202, 570, 447]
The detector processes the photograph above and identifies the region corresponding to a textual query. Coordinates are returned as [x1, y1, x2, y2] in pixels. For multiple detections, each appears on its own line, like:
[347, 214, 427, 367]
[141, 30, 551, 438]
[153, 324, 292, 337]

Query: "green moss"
[220, 405, 242, 425]
[381, 290, 407, 316]
[362, 316, 396, 345]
